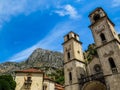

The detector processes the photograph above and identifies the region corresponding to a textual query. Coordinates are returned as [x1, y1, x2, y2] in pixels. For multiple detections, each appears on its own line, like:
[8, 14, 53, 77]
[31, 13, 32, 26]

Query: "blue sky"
[0, 0, 120, 63]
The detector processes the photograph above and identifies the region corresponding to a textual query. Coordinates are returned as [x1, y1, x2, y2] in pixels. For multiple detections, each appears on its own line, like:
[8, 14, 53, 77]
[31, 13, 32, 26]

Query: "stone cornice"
[64, 58, 86, 65]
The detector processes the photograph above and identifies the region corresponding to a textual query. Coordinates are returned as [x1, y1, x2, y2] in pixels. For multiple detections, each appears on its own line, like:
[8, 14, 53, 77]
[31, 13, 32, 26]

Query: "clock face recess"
[94, 23, 105, 32]
[95, 25, 105, 30]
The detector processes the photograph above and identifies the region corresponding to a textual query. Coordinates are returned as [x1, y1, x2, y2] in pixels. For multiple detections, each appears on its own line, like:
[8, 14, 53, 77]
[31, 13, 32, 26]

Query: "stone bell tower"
[62, 31, 86, 90]
[89, 7, 120, 90]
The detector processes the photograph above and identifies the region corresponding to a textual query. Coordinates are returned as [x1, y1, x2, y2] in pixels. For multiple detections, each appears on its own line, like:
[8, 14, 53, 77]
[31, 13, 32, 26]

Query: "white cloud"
[8, 21, 77, 62]
[0, 0, 61, 28]
[54, 4, 81, 19]
[7, 46, 36, 62]
[0, 0, 81, 28]
[112, 0, 120, 7]
[0, 0, 35, 23]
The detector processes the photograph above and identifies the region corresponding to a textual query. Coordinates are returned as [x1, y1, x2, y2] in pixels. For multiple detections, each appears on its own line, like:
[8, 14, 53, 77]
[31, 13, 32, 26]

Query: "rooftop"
[15, 68, 43, 73]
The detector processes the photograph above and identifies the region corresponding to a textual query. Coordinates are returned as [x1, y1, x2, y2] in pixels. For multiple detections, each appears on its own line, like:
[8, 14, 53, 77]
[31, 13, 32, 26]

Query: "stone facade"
[89, 7, 120, 90]
[86, 56, 101, 75]
[63, 7, 120, 90]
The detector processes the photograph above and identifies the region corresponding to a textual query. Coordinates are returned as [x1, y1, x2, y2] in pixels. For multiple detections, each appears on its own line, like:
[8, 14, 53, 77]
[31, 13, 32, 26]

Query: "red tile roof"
[44, 76, 55, 82]
[55, 83, 64, 90]
[44, 76, 64, 90]
[15, 68, 43, 73]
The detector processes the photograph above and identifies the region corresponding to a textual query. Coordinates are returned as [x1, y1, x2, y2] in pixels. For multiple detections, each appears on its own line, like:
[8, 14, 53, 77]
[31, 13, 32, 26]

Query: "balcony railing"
[79, 72, 104, 85]
[24, 80, 32, 89]
[24, 80, 32, 85]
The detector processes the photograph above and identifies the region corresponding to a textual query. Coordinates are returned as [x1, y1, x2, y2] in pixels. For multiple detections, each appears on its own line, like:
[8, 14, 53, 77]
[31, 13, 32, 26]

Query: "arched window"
[100, 33, 106, 42]
[108, 57, 117, 73]
[67, 52, 70, 59]
[109, 58, 116, 68]
[74, 34, 77, 39]
[69, 72, 72, 81]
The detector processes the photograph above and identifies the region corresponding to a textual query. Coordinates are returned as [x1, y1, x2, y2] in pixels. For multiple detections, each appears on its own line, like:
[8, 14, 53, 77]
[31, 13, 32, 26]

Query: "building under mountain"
[15, 68, 64, 90]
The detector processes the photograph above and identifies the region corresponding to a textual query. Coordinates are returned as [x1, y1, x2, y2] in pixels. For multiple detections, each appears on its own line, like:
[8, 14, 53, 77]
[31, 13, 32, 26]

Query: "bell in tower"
[89, 7, 107, 24]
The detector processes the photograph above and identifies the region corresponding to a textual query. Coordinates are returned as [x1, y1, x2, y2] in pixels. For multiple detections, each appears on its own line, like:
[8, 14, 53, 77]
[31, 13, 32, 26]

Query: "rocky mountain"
[0, 48, 64, 75]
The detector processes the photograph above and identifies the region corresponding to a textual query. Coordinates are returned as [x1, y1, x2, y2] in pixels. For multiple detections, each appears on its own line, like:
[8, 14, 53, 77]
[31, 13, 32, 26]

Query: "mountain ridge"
[0, 48, 64, 75]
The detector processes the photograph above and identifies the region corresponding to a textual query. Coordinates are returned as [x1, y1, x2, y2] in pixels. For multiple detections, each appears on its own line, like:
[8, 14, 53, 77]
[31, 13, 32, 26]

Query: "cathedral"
[62, 7, 120, 90]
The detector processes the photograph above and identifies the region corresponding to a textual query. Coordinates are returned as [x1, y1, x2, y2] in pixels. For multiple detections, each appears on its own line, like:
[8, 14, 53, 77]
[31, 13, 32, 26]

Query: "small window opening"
[109, 58, 116, 68]
[67, 52, 70, 59]
[77, 51, 80, 54]
[69, 72, 72, 81]
[108, 57, 117, 73]
[74, 34, 77, 39]
[100, 33, 106, 42]
[67, 34, 69, 40]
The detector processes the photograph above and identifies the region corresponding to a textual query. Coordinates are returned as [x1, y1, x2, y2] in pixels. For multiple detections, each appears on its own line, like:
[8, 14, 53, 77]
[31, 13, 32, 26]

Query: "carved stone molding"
[67, 67, 73, 71]
[103, 51, 114, 57]
[65, 47, 71, 52]
[95, 29, 104, 34]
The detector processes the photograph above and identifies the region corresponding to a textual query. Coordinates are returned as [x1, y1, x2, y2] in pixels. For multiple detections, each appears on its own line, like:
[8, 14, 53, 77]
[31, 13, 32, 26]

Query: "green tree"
[47, 69, 64, 85]
[55, 69, 64, 85]
[0, 75, 16, 90]
[85, 43, 97, 62]
[0, 79, 11, 90]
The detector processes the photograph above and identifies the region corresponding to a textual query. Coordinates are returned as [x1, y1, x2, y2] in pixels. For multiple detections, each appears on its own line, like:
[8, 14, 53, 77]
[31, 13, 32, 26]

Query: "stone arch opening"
[93, 14, 100, 21]
[82, 81, 107, 90]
